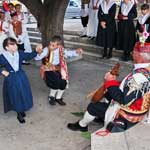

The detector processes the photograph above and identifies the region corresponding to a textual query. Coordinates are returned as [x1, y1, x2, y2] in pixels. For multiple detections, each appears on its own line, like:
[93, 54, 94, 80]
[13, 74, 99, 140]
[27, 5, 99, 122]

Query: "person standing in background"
[96, 0, 116, 59]
[87, 0, 101, 40]
[80, 0, 90, 37]
[117, 0, 137, 61]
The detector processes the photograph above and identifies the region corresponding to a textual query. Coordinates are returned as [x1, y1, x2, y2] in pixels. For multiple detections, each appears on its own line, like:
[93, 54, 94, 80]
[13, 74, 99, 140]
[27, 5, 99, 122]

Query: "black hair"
[8, 3, 14, 7]
[15, 4, 21, 8]
[141, 4, 149, 10]
[3, 37, 17, 50]
[51, 35, 63, 46]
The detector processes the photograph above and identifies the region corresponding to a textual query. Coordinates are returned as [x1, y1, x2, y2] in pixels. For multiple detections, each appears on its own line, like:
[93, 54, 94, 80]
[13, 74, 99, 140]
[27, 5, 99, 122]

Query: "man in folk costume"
[9, 12, 26, 51]
[35, 36, 83, 106]
[80, 0, 90, 37]
[67, 41, 150, 132]
[15, 4, 32, 53]
[96, 0, 116, 59]
[117, 0, 137, 61]
[136, 4, 150, 44]
[87, 0, 101, 40]
[0, 9, 9, 54]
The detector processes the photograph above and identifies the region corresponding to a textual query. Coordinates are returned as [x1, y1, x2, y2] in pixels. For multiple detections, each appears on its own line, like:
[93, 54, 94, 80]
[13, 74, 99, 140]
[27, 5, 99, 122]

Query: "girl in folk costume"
[35, 36, 83, 106]
[136, 4, 150, 43]
[80, 0, 90, 37]
[117, 0, 137, 61]
[9, 12, 26, 51]
[15, 4, 32, 53]
[0, 37, 42, 124]
[96, 0, 116, 59]
[0, 10, 9, 54]
[87, 0, 101, 39]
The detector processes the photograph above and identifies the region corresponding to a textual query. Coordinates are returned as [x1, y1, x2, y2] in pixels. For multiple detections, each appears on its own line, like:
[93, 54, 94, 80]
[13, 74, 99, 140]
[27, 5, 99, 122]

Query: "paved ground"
[0, 58, 132, 150]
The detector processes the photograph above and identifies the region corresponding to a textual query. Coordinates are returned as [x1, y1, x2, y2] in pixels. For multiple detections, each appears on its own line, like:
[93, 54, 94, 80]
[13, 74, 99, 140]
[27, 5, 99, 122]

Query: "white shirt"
[35, 47, 79, 65]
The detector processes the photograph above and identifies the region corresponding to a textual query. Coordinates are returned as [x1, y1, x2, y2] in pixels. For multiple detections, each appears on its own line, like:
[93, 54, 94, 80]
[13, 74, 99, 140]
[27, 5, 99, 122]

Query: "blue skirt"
[3, 70, 33, 113]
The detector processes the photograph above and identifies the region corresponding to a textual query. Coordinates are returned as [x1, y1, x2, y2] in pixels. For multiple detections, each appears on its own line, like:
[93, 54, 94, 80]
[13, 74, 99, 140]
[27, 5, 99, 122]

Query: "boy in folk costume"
[87, 0, 100, 40]
[0, 10, 9, 54]
[35, 36, 83, 106]
[67, 41, 150, 133]
[117, 0, 137, 61]
[96, 0, 116, 59]
[136, 4, 150, 44]
[9, 12, 26, 51]
[80, 0, 89, 37]
[15, 4, 32, 53]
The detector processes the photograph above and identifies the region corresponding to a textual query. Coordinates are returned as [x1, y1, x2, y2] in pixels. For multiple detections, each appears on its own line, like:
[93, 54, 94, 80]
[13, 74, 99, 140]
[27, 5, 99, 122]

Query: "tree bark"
[19, 0, 69, 46]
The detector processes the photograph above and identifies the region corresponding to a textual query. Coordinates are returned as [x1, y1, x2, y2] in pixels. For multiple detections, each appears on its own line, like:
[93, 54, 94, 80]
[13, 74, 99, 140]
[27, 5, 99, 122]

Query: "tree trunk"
[19, 0, 69, 46]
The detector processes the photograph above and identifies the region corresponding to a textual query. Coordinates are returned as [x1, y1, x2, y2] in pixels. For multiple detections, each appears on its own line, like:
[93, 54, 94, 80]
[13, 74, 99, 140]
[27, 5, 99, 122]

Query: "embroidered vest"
[12, 21, 22, 37]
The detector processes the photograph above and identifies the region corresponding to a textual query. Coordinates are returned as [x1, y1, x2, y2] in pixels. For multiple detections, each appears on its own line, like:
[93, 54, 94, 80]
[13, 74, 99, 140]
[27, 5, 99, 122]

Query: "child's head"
[49, 35, 63, 50]
[8, 3, 15, 11]
[141, 4, 149, 15]
[11, 12, 18, 22]
[0, 10, 5, 20]
[3, 37, 18, 52]
[15, 4, 22, 13]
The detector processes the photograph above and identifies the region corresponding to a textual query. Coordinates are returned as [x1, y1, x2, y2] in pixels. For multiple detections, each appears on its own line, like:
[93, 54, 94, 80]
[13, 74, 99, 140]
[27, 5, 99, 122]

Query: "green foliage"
[81, 131, 91, 139]
[71, 112, 84, 117]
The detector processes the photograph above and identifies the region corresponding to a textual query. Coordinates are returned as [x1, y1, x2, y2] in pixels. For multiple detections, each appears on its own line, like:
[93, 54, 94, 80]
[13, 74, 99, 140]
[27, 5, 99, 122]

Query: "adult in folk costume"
[0, 10, 9, 54]
[87, 0, 101, 39]
[136, 4, 150, 44]
[67, 41, 150, 132]
[80, 0, 90, 37]
[117, 0, 137, 61]
[15, 4, 32, 53]
[96, 0, 116, 59]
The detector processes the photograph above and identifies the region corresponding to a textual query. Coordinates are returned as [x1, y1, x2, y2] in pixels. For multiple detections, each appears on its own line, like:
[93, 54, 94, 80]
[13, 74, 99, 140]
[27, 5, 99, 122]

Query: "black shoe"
[22, 61, 30, 65]
[67, 121, 88, 132]
[48, 96, 56, 105]
[20, 112, 26, 118]
[94, 118, 104, 125]
[55, 98, 66, 106]
[80, 35, 87, 38]
[17, 113, 26, 124]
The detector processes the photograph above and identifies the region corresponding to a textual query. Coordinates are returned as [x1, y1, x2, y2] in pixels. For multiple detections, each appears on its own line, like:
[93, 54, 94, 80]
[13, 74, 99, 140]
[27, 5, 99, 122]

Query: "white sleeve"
[34, 47, 49, 60]
[21, 13, 28, 24]
[3, 22, 9, 33]
[64, 48, 79, 58]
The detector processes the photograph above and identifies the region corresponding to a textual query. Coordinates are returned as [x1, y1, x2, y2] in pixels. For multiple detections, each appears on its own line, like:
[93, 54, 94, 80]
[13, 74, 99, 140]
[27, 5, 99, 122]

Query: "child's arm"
[64, 48, 83, 58]
[0, 56, 9, 77]
[34, 47, 48, 61]
[20, 44, 44, 61]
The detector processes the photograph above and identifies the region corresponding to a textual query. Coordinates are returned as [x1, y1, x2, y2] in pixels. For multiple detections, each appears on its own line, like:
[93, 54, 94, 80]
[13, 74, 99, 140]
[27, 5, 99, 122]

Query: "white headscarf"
[101, 0, 116, 14]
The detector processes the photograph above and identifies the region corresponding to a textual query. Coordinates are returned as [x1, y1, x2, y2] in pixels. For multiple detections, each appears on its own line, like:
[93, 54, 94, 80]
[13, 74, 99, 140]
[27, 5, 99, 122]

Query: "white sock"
[49, 89, 57, 97]
[56, 90, 65, 99]
[79, 111, 95, 127]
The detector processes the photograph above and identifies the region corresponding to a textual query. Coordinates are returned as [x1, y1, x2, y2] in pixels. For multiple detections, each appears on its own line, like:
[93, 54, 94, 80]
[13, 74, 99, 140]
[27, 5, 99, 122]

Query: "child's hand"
[2, 70, 9, 77]
[36, 44, 43, 54]
[76, 48, 83, 55]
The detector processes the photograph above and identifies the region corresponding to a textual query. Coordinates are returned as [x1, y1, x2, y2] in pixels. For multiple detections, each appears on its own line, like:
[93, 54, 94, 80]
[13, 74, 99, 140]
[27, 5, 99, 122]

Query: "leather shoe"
[55, 98, 66, 106]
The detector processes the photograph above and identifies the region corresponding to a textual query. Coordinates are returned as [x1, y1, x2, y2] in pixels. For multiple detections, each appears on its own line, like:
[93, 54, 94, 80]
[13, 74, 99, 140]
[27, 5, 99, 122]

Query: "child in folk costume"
[0, 10, 9, 54]
[35, 36, 83, 106]
[117, 0, 137, 61]
[0, 37, 42, 124]
[15, 4, 32, 53]
[136, 4, 150, 43]
[87, 0, 101, 40]
[80, 0, 89, 37]
[96, 0, 116, 59]
[9, 12, 26, 51]
[5, 3, 15, 23]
